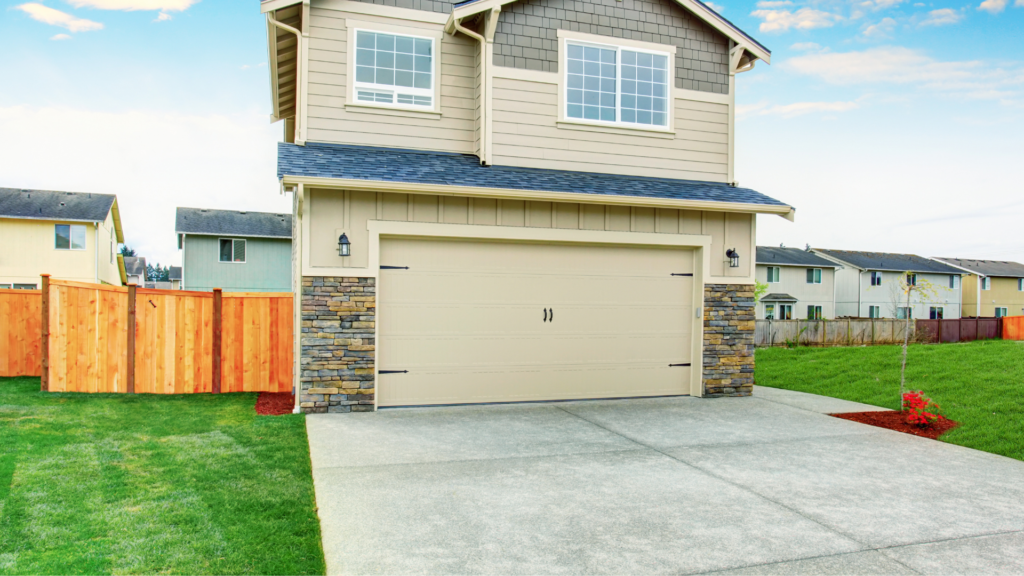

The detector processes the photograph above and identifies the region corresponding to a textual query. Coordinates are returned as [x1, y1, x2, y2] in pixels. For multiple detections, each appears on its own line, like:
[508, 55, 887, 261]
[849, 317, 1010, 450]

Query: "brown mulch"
[256, 392, 295, 416]
[831, 410, 959, 440]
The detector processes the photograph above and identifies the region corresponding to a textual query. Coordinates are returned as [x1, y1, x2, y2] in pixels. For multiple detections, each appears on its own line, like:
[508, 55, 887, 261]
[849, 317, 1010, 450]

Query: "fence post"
[40, 274, 50, 392]
[212, 288, 223, 394]
[127, 284, 136, 394]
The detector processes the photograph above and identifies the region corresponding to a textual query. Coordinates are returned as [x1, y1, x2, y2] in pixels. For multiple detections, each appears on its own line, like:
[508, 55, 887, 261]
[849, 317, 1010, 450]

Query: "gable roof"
[175, 207, 292, 239]
[0, 188, 116, 224]
[278, 143, 793, 216]
[123, 256, 147, 278]
[168, 266, 183, 281]
[813, 249, 963, 275]
[762, 293, 796, 302]
[757, 246, 839, 268]
[933, 258, 1024, 279]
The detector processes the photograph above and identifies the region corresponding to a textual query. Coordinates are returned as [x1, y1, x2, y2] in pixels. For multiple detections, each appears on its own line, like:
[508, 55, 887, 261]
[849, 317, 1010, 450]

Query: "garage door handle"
[549, 308, 553, 322]
[543, 308, 548, 322]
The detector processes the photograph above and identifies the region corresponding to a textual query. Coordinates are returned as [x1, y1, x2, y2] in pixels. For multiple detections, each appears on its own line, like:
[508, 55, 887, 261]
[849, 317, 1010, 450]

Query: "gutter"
[267, 10, 305, 144]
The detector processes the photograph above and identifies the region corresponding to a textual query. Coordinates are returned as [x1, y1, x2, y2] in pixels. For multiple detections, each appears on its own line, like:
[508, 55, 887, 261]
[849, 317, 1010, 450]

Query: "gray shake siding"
[492, 0, 731, 93]
[351, 0, 456, 14]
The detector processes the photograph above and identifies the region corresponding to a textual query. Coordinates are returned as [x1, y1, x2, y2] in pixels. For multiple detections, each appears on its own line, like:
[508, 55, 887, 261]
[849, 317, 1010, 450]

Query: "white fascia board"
[927, 257, 985, 277]
[261, 0, 302, 14]
[177, 232, 292, 240]
[756, 262, 840, 269]
[0, 214, 102, 224]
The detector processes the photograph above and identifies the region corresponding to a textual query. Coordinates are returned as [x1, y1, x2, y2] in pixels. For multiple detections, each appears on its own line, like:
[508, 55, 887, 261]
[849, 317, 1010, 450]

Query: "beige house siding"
[755, 264, 835, 320]
[305, 6, 478, 153]
[304, 187, 752, 278]
[491, 74, 729, 180]
[0, 212, 121, 287]
[962, 274, 1024, 317]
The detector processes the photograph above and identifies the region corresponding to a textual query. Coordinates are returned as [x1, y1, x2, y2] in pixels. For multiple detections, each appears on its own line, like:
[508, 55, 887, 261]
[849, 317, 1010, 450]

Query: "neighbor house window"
[778, 304, 793, 320]
[982, 277, 991, 290]
[807, 305, 823, 320]
[949, 275, 959, 289]
[930, 307, 944, 320]
[55, 224, 86, 250]
[764, 304, 775, 320]
[565, 41, 671, 128]
[995, 307, 1008, 318]
[0, 284, 10, 289]
[897, 307, 912, 319]
[1019, 278, 1023, 291]
[767, 266, 780, 283]
[806, 268, 822, 284]
[14, 284, 37, 290]
[354, 30, 434, 108]
[906, 273, 917, 286]
[219, 239, 246, 263]
[868, 305, 880, 319]
[870, 271, 882, 286]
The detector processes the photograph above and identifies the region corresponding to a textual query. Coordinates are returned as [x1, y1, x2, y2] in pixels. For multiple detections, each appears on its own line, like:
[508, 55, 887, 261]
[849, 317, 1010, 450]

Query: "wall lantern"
[338, 233, 351, 257]
[726, 248, 740, 268]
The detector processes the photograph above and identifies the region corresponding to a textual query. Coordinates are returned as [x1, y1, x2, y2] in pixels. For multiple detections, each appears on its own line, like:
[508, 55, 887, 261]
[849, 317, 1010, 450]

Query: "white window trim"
[345, 20, 443, 116]
[557, 29, 676, 135]
[982, 277, 991, 290]
[219, 238, 247, 264]
[870, 271, 882, 286]
[868, 305, 880, 319]
[995, 307, 1008, 318]
[767, 266, 780, 283]
[807, 268, 822, 284]
[55, 224, 87, 251]
[778, 304, 793, 320]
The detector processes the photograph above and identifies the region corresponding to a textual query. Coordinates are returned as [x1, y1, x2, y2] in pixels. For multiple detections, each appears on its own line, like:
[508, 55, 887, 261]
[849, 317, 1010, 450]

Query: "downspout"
[267, 12, 305, 144]
[453, 17, 487, 164]
[858, 270, 863, 318]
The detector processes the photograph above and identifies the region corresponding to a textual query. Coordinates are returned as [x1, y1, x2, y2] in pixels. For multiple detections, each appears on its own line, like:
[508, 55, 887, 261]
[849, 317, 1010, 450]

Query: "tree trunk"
[900, 287, 911, 407]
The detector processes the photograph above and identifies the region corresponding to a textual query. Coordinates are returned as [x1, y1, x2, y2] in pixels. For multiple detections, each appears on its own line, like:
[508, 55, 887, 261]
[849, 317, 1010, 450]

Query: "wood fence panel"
[47, 280, 129, 392]
[220, 293, 293, 393]
[134, 289, 215, 394]
[0, 289, 42, 377]
[1004, 317, 1024, 340]
[755, 319, 919, 347]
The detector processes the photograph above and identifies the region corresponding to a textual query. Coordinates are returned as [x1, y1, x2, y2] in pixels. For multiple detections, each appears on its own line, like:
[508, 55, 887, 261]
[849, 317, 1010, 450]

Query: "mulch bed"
[255, 392, 295, 416]
[832, 410, 959, 440]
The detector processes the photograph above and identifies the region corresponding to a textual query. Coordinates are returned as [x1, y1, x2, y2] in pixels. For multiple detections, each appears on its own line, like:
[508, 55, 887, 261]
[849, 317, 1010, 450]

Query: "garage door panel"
[379, 236, 696, 407]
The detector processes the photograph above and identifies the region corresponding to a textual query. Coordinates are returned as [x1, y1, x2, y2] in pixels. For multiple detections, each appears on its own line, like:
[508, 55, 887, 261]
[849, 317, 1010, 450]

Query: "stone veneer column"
[300, 277, 376, 413]
[703, 284, 755, 397]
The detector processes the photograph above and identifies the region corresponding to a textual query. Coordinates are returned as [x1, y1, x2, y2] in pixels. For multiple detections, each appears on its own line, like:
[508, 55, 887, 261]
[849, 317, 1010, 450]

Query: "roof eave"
[756, 261, 839, 268]
[260, 0, 301, 14]
[0, 214, 103, 224]
[177, 231, 292, 240]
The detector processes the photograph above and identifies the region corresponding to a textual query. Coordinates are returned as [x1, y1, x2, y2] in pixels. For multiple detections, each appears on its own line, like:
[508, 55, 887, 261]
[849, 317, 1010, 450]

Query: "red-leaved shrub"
[902, 390, 942, 427]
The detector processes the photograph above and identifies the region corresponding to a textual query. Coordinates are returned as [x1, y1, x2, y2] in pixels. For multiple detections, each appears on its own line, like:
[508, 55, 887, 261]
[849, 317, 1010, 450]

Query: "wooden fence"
[755, 319, 915, 348]
[1002, 316, 1024, 341]
[915, 318, 1002, 344]
[0, 289, 42, 377]
[27, 276, 293, 394]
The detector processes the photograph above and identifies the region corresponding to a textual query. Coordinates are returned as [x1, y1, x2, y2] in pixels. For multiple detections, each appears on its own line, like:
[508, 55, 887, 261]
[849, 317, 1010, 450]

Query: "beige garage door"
[377, 237, 696, 406]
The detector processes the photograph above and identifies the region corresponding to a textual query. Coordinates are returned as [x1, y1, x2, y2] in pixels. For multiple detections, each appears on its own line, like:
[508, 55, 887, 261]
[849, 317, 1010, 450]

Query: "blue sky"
[0, 0, 1021, 267]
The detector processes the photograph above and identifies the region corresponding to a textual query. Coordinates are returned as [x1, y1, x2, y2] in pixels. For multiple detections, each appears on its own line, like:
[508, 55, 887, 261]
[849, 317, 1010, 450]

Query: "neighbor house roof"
[168, 266, 182, 281]
[123, 257, 147, 278]
[0, 188, 116, 224]
[175, 207, 292, 239]
[761, 293, 797, 302]
[757, 246, 839, 268]
[278, 143, 792, 214]
[932, 258, 1024, 279]
[813, 249, 964, 275]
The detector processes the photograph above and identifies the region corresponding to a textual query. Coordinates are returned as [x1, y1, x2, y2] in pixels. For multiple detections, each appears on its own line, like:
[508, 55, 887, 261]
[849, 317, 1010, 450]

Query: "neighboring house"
[261, 0, 794, 411]
[755, 246, 839, 320]
[0, 188, 125, 288]
[934, 258, 1024, 318]
[175, 207, 292, 292]
[168, 266, 182, 290]
[123, 256, 147, 286]
[813, 249, 964, 320]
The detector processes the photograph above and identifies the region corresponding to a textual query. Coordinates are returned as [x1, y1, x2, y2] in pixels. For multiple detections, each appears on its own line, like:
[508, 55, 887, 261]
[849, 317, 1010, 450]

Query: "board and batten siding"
[491, 75, 730, 181]
[754, 264, 835, 320]
[306, 188, 752, 278]
[182, 236, 292, 293]
[306, 7, 479, 153]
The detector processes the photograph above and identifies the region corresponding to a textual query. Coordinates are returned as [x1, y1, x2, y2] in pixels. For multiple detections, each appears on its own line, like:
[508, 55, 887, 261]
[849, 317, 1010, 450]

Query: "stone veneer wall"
[703, 284, 755, 396]
[300, 277, 376, 413]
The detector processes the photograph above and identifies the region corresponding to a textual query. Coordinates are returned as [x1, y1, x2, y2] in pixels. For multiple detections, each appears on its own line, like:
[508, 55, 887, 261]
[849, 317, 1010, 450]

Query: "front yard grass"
[756, 340, 1024, 462]
[0, 376, 325, 575]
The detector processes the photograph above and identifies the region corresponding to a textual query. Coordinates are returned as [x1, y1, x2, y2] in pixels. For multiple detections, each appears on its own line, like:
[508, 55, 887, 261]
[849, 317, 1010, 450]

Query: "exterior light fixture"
[338, 233, 351, 257]
[726, 248, 740, 268]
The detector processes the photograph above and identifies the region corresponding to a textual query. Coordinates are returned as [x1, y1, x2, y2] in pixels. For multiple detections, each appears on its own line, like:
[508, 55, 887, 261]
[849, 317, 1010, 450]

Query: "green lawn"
[0, 377, 325, 575]
[756, 340, 1024, 461]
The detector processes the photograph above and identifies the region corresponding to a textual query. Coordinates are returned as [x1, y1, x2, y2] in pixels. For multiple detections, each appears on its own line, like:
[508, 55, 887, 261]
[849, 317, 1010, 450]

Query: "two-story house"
[935, 258, 1024, 318]
[175, 207, 293, 293]
[813, 249, 964, 320]
[755, 246, 839, 320]
[0, 188, 125, 289]
[260, 0, 794, 412]
[123, 256, 147, 286]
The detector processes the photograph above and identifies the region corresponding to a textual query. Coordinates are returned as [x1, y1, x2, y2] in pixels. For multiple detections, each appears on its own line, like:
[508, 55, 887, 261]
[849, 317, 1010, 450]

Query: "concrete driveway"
[306, 387, 1024, 575]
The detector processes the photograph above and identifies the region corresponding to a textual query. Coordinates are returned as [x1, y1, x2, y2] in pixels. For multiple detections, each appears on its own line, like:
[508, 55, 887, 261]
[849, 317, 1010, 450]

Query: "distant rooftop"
[814, 249, 963, 275]
[757, 246, 839, 268]
[175, 207, 292, 239]
[123, 256, 147, 278]
[934, 258, 1024, 278]
[0, 188, 116, 223]
[168, 266, 182, 281]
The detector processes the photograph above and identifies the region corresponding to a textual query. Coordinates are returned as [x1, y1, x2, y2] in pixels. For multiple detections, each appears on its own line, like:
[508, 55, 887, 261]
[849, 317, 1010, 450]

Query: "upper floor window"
[766, 266, 780, 283]
[906, 273, 917, 286]
[55, 224, 86, 250]
[354, 30, 434, 109]
[870, 271, 882, 286]
[564, 41, 671, 128]
[219, 239, 246, 263]
[982, 277, 991, 290]
[1018, 278, 1023, 292]
[949, 275, 959, 289]
[806, 268, 822, 284]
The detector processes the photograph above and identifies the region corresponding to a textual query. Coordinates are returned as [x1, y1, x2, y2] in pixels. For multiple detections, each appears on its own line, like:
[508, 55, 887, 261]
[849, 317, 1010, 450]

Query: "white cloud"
[739, 100, 859, 118]
[0, 106, 286, 266]
[50, 33, 73, 40]
[15, 3, 104, 32]
[862, 17, 897, 37]
[790, 42, 822, 51]
[859, 0, 904, 10]
[977, 0, 1007, 11]
[750, 8, 841, 32]
[919, 8, 964, 25]
[756, 0, 792, 7]
[705, 1, 725, 12]
[154, 11, 172, 21]
[64, 0, 199, 11]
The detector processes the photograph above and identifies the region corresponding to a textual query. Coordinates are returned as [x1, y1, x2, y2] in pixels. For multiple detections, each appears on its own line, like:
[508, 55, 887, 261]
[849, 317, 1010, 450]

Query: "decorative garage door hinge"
[380, 265, 409, 270]
[668, 363, 692, 367]
[671, 273, 694, 277]
[379, 370, 409, 374]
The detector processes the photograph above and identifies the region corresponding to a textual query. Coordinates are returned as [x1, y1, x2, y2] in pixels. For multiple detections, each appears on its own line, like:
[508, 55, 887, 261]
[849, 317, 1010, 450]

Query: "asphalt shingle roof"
[762, 293, 797, 301]
[168, 266, 182, 281]
[934, 258, 1024, 278]
[0, 188, 115, 222]
[757, 246, 839, 268]
[277, 143, 790, 208]
[814, 249, 964, 275]
[175, 207, 292, 239]
[123, 257, 147, 278]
